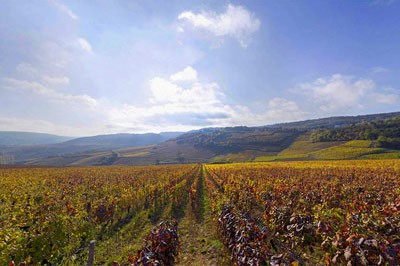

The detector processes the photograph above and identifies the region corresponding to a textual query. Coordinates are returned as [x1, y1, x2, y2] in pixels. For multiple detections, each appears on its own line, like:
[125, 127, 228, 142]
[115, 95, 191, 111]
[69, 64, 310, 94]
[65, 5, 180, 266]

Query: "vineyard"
[1, 160, 399, 265]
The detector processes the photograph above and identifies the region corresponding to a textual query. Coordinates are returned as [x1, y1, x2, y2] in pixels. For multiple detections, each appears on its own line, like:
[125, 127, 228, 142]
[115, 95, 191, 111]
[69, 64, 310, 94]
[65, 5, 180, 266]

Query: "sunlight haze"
[0, 0, 399, 136]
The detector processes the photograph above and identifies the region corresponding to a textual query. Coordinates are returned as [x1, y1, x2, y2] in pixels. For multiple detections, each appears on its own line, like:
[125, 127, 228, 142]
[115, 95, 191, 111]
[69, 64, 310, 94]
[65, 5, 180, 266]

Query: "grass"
[343, 140, 372, 148]
[310, 141, 383, 160]
[360, 151, 400, 159]
[254, 154, 307, 162]
[176, 166, 230, 265]
[212, 153, 253, 163]
[254, 133, 344, 162]
[212, 151, 277, 163]
[254, 138, 393, 161]
[121, 151, 150, 157]
[69, 152, 114, 165]
[279, 134, 345, 156]
[82, 209, 154, 265]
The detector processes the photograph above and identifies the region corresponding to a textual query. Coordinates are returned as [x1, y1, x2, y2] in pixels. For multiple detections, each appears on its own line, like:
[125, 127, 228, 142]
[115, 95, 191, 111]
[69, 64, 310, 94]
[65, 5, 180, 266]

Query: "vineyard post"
[87, 240, 96, 266]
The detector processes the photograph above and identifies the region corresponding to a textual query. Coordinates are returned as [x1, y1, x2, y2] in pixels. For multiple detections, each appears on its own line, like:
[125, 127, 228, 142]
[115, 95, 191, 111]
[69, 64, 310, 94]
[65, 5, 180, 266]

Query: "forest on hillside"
[311, 117, 400, 149]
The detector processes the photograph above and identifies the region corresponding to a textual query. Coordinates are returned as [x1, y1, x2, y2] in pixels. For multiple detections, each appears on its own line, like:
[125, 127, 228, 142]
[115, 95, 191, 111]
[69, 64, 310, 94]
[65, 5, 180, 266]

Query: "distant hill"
[90, 127, 303, 166]
[3, 111, 400, 166]
[63, 132, 182, 148]
[0, 132, 182, 163]
[173, 126, 302, 154]
[0, 131, 72, 145]
[264, 111, 400, 130]
[310, 116, 400, 149]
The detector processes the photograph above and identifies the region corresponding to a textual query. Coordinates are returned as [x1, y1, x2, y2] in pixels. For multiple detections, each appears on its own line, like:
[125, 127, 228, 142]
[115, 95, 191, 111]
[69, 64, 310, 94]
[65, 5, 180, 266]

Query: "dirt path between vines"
[176, 167, 231, 266]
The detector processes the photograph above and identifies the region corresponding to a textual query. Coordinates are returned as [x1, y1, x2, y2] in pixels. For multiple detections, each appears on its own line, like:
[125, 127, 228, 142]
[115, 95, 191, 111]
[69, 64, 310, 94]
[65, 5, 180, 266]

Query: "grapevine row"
[205, 161, 400, 265]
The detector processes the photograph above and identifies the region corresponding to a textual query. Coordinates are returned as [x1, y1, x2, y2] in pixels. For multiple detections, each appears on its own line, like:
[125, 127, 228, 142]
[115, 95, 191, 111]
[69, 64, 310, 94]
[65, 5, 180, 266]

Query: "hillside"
[7, 111, 400, 166]
[254, 116, 400, 162]
[254, 137, 400, 162]
[63, 132, 182, 148]
[265, 111, 400, 130]
[23, 127, 306, 166]
[310, 117, 400, 148]
[0, 131, 72, 145]
[0, 132, 182, 164]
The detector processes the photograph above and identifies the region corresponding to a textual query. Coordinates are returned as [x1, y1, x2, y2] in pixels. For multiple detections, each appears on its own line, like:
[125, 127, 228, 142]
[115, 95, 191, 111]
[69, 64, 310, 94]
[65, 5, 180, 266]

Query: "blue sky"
[0, 0, 399, 136]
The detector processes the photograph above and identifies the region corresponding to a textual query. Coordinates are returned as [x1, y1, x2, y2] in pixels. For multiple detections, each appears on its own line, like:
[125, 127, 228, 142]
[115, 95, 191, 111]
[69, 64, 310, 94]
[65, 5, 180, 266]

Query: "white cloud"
[76, 38, 93, 53]
[6, 63, 399, 136]
[149, 76, 221, 105]
[213, 98, 306, 127]
[15, 63, 69, 87]
[178, 4, 261, 47]
[149, 77, 183, 103]
[34, 41, 71, 69]
[370, 66, 390, 74]
[170, 66, 198, 82]
[371, 88, 400, 104]
[372, 93, 399, 104]
[2, 78, 98, 109]
[103, 67, 237, 131]
[107, 72, 398, 134]
[293, 74, 399, 114]
[15, 63, 39, 78]
[106, 67, 307, 132]
[42, 75, 70, 86]
[1, 67, 310, 135]
[48, 0, 78, 20]
[266, 98, 303, 118]
[149, 67, 222, 105]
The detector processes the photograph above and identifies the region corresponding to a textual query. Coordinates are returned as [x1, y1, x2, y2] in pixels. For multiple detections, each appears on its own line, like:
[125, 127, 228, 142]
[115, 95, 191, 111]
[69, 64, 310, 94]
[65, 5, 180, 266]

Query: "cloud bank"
[293, 74, 400, 114]
[178, 4, 261, 47]
[48, 0, 78, 20]
[1, 2, 398, 137]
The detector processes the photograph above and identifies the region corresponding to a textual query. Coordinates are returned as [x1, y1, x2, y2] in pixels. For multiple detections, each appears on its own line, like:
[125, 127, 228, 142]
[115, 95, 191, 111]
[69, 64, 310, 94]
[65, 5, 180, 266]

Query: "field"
[254, 138, 397, 162]
[1, 160, 399, 265]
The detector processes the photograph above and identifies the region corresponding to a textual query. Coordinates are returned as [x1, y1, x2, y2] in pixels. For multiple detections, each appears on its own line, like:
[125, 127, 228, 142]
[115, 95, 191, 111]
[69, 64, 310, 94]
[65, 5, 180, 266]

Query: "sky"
[0, 0, 399, 136]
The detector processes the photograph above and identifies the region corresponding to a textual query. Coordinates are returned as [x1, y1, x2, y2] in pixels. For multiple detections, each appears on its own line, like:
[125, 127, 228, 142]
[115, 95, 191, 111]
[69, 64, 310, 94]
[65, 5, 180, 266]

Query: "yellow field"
[1, 160, 399, 265]
[121, 151, 151, 157]
[255, 139, 389, 161]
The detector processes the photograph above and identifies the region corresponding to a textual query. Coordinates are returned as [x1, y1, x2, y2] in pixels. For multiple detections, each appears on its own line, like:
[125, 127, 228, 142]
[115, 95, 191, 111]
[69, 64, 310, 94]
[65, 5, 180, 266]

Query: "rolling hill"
[264, 111, 400, 130]
[3, 111, 400, 166]
[0, 132, 183, 164]
[62, 132, 182, 148]
[0, 131, 73, 145]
